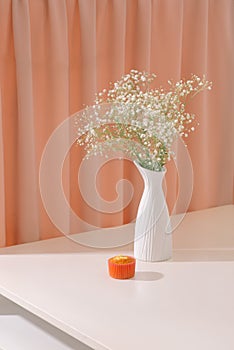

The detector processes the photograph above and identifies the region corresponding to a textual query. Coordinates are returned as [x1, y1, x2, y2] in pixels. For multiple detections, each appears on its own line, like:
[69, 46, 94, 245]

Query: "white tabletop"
[0, 295, 90, 350]
[0, 205, 233, 350]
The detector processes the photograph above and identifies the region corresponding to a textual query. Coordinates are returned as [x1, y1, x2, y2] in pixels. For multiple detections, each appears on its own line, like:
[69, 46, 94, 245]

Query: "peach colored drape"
[0, 0, 233, 246]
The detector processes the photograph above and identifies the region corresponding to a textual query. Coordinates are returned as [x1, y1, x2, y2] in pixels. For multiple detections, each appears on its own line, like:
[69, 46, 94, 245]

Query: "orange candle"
[108, 255, 136, 279]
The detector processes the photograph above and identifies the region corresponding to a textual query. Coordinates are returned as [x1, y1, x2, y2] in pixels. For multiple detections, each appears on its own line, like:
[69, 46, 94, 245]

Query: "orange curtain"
[0, 0, 233, 246]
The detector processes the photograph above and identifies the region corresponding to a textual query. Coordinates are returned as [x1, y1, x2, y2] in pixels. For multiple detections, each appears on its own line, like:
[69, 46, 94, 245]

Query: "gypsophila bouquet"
[76, 70, 212, 171]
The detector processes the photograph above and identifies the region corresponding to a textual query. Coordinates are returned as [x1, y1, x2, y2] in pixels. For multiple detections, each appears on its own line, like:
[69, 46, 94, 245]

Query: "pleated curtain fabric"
[0, 0, 233, 246]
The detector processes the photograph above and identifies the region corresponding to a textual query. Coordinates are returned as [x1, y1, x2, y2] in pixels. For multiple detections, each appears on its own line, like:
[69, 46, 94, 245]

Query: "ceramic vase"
[134, 162, 172, 262]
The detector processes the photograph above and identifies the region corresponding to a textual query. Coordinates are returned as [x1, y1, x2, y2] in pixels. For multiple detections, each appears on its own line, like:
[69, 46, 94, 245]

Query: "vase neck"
[134, 162, 166, 184]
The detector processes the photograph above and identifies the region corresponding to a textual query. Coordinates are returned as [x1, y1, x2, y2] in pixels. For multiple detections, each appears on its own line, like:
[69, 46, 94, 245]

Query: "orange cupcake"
[108, 255, 136, 279]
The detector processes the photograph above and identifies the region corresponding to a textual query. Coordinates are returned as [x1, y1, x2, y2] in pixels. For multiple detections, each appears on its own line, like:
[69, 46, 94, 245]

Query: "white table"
[0, 205, 233, 350]
[0, 295, 90, 350]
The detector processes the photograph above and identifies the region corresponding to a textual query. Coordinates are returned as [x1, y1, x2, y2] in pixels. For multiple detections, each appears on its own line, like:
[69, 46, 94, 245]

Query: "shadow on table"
[133, 271, 164, 281]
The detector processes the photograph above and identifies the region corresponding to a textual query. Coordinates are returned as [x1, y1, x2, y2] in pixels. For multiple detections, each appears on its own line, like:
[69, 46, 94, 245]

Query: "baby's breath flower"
[76, 70, 212, 171]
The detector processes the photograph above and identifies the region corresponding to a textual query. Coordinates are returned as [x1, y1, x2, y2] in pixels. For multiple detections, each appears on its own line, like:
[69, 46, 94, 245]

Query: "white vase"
[134, 162, 172, 262]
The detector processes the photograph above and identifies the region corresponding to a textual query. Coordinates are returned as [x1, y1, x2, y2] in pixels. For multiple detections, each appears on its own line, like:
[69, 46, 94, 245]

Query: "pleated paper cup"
[108, 255, 136, 279]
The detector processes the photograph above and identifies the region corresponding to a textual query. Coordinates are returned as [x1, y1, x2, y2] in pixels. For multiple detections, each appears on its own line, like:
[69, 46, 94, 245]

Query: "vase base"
[134, 254, 172, 263]
[134, 232, 173, 263]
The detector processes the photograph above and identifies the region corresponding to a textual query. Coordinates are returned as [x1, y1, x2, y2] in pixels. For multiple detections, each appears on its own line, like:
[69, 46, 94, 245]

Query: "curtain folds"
[0, 0, 233, 246]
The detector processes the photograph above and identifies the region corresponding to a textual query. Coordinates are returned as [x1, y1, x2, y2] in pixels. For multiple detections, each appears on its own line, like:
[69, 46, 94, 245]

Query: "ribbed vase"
[134, 162, 172, 262]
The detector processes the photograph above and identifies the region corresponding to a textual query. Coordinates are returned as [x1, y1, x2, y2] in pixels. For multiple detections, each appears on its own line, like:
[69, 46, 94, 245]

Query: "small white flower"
[78, 70, 211, 170]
